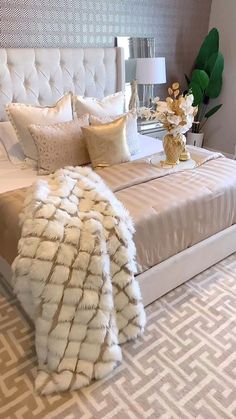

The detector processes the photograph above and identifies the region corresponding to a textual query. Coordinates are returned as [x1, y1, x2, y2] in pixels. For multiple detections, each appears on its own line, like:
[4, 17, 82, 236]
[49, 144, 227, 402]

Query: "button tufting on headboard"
[0, 47, 124, 121]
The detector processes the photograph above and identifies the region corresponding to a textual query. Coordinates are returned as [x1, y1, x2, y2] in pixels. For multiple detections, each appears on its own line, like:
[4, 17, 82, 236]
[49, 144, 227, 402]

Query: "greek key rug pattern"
[1, 254, 236, 418]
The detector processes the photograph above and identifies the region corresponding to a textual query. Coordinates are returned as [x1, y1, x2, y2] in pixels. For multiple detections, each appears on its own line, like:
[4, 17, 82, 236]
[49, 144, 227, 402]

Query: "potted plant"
[186, 27, 224, 147]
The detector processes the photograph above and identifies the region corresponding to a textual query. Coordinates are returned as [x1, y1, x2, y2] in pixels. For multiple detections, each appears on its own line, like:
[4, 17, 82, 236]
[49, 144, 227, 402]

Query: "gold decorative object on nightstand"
[179, 147, 191, 161]
[179, 136, 191, 161]
[129, 79, 140, 110]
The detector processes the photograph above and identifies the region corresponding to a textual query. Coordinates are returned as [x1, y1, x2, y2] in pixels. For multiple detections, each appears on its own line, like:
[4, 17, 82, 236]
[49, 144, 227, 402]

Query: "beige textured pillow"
[74, 92, 125, 118]
[82, 115, 131, 168]
[29, 115, 90, 175]
[6, 93, 73, 162]
[90, 110, 140, 155]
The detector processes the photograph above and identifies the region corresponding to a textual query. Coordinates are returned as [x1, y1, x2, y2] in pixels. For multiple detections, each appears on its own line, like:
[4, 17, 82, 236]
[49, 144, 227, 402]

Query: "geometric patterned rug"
[0, 254, 236, 419]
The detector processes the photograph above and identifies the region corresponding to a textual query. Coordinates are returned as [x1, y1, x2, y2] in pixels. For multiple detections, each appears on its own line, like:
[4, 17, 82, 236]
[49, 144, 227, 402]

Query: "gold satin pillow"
[82, 115, 131, 168]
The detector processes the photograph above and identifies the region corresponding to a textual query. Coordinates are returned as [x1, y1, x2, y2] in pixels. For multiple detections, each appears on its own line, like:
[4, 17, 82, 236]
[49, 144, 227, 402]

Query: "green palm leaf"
[205, 52, 224, 98]
[189, 81, 203, 106]
[205, 104, 222, 118]
[195, 28, 219, 69]
[191, 69, 209, 91]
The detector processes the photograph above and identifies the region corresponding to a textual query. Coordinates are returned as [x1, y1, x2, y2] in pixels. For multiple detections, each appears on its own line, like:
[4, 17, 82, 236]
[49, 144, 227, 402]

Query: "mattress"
[1, 145, 236, 277]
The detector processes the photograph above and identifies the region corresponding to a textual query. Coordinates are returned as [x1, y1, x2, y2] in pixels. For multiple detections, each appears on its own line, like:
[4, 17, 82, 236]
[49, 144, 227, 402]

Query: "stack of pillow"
[0, 91, 140, 175]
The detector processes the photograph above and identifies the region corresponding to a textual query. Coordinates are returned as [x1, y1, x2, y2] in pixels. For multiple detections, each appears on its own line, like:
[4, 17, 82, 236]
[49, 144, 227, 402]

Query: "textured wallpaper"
[0, 0, 212, 94]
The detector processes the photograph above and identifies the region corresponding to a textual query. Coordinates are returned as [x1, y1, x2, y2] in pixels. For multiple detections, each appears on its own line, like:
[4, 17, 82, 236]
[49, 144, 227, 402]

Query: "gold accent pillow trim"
[82, 115, 131, 168]
[29, 115, 89, 175]
[6, 93, 73, 162]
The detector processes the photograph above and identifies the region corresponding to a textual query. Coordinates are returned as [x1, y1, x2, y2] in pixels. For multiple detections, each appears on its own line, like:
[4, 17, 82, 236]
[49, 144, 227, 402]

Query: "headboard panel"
[0, 47, 124, 121]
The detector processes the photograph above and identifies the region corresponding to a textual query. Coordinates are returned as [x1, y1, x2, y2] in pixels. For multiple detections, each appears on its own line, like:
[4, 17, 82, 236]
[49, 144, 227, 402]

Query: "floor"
[0, 254, 236, 419]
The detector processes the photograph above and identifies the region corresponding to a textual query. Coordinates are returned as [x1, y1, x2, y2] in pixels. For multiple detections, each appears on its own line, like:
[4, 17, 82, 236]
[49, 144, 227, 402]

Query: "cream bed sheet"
[99, 149, 236, 273]
[1, 145, 236, 277]
[0, 134, 163, 194]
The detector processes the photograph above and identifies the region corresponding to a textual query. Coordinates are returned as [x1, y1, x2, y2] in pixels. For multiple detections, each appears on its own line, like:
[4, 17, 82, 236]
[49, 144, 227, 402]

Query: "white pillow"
[90, 110, 140, 155]
[6, 93, 73, 162]
[0, 121, 25, 164]
[74, 91, 125, 118]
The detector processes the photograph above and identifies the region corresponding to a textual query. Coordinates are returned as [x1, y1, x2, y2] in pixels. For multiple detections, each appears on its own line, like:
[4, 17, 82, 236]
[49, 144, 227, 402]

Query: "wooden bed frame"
[1, 47, 236, 306]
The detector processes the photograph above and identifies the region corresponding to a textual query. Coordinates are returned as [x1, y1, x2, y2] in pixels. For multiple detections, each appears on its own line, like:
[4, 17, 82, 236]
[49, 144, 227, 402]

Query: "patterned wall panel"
[0, 0, 212, 95]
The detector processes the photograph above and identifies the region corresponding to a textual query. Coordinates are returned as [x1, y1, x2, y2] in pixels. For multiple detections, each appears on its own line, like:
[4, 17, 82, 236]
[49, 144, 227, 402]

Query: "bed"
[1, 47, 236, 308]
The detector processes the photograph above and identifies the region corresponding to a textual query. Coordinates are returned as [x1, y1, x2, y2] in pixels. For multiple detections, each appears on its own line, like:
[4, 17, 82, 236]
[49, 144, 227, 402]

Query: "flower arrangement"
[137, 83, 198, 165]
[137, 83, 197, 137]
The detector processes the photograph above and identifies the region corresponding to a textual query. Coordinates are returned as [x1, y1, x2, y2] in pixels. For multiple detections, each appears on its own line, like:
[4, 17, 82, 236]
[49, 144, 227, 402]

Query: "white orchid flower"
[179, 94, 195, 114]
[155, 100, 168, 112]
[167, 114, 182, 126]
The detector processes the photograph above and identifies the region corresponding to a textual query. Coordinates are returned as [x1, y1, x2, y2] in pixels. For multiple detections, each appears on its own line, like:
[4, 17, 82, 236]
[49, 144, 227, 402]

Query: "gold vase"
[163, 133, 185, 165]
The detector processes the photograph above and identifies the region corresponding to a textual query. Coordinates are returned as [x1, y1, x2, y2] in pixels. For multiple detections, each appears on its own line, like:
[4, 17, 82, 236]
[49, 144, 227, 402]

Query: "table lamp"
[135, 57, 166, 107]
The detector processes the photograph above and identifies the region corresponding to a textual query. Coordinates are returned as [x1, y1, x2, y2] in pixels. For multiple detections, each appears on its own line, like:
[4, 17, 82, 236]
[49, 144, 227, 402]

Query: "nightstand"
[137, 119, 166, 140]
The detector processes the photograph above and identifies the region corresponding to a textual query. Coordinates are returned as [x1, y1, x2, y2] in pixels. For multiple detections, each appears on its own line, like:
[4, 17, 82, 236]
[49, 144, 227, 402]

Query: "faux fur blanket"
[12, 166, 146, 395]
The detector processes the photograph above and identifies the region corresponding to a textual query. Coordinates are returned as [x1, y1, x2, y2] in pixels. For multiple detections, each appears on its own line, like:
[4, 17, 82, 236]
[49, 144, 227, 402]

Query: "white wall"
[205, 0, 236, 155]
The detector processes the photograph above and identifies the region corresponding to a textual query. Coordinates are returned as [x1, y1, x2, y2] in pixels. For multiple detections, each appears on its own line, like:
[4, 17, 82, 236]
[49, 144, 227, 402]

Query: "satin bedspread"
[1, 148, 236, 275]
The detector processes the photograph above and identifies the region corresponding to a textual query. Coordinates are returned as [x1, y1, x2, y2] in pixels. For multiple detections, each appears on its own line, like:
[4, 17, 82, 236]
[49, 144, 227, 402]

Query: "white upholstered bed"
[1, 47, 236, 307]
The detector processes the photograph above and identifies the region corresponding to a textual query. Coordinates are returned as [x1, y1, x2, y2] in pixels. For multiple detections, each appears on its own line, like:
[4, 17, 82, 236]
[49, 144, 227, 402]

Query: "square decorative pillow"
[82, 115, 131, 168]
[6, 93, 73, 162]
[0, 121, 24, 164]
[74, 91, 125, 118]
[90, 110, 140, 155]
[29, 115, 90, 175]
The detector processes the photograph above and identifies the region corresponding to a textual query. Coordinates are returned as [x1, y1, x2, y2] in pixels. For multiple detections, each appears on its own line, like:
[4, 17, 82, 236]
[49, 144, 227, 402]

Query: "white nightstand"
[137, 120, 166, 140]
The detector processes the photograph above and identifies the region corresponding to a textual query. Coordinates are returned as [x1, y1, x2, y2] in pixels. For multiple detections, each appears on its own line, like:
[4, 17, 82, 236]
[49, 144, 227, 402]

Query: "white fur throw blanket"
[12, 166, 146, 395]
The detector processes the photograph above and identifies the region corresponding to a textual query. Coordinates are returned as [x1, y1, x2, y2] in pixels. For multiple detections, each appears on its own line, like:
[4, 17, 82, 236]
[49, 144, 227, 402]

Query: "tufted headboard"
[0, 47, 125, 121]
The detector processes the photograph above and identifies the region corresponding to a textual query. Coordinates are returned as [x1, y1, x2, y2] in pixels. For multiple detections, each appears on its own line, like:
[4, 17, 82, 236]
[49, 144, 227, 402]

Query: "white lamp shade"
[136, 57, 166, 84]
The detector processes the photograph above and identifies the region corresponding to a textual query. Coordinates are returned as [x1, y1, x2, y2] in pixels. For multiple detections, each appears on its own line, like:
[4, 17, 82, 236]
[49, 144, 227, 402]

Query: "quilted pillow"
[74, 91, 125, 118]
[90, 110, 140, 155]
[6, 93, 73, 162]
[82, 115, 131, 168]
[29, 115, 89, 175]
